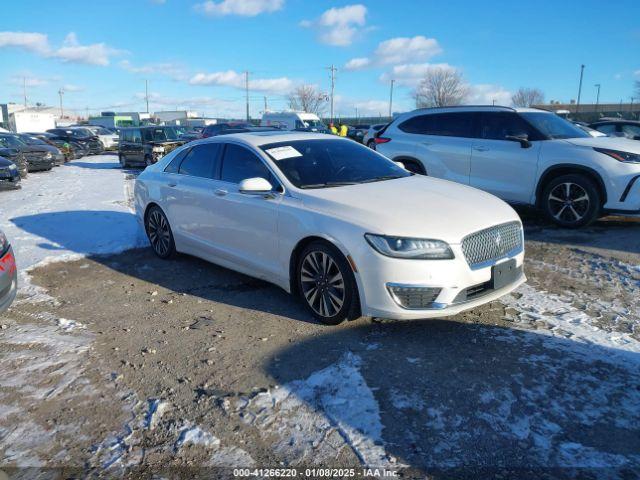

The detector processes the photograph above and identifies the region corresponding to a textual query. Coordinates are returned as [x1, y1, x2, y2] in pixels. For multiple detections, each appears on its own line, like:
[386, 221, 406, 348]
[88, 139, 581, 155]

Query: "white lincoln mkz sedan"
[134, 132, 525, 324]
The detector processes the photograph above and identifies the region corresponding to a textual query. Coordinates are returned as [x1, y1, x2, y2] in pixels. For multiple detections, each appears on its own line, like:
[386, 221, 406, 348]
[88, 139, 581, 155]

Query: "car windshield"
[70, 129, 92, 137]
[19, 135, 47, 145]
[95, 127, 112, 135]
[300, 119, 325, 129]
[0, 135, 26, 148]
[260, 139, 411, 189]
[520, 112, 589, 139]
[146, 127, 180, 141]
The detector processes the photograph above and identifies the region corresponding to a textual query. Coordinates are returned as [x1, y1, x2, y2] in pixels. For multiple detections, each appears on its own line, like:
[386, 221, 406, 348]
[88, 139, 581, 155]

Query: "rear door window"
[178, 143, 221, 178]
[399, 112, 477, 138]
[220, 143, 277, 186]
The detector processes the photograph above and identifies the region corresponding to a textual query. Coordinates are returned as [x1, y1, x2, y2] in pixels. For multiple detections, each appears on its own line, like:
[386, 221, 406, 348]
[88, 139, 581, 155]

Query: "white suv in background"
[376, 106, 640, 227]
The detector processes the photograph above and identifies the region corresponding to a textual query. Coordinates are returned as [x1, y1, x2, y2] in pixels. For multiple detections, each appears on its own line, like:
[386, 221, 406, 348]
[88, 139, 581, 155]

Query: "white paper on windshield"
[265, 146, 303, 160]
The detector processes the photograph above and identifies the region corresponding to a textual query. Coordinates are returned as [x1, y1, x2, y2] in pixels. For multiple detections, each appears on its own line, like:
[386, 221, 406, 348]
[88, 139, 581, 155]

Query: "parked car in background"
[118, 126, 186, 167]
[363, 123, 387, 149]
[0, 155, 21, 189]
[18, 133, 65, 166]
[573, 123, 606, 138]
[46, 128, 104, 155]
[135, 132, 525, 325]
[82, 125, 119, 150]
[376, 106, 640, 228]
[28, 132, 86, 161]
[0, 133, 54, 172]
[201, 122, 252, 138]
[347, 124, 371, 143]
[0, 135, 29, 178]
[0, 229, 18, 313]
[589, 120, 640, 140]
[261, 112, 327, 132]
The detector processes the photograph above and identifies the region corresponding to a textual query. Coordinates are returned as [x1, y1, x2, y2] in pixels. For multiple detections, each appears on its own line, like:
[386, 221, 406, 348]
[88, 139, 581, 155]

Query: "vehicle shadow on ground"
[65, 160, 122, 170]
[262, 319, 640, 479]
[514, 206, 640, 255]
[12, 210, 315, 323]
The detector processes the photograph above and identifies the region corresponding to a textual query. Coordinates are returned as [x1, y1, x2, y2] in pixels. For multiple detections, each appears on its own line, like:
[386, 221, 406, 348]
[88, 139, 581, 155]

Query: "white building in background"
[153, 110, 199, 123]
[9, 111, 56, 133]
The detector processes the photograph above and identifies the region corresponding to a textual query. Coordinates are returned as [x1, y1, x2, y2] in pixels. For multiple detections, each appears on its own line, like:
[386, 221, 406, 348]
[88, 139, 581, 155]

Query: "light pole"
[388, 79, 394, 118]
[58, 88, 65, 118]
[631, 97, 636, 119]
[576, 64, 585, 115]
[327, 65, 337, 124]
[594, 83, 601, 114]
[244, 71, 250, 121]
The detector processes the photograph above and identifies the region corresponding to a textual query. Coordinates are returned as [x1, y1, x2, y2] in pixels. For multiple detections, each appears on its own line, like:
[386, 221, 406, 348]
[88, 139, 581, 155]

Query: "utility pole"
[355, 106, 358, 122]
[631, 97, 636, 119]
[327, 65, 337, 124]
[245, 71, 250, 121]
[388, 79, 395, 118]
[576, 64, 585, 115]
[145, 79, 149, 113]
[23, 77, 27, 108]
[594, 84, 601, 113]
[58, 88, 65, 118]
[264, 96, 268, 112]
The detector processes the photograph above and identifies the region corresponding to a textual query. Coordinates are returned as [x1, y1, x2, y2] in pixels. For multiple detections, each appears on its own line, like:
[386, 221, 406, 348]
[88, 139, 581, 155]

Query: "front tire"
[145, 206, 176, 259]
[296, 241, 360, 325]
[541, 174, 601, 228]
[119, 153, 127, 168]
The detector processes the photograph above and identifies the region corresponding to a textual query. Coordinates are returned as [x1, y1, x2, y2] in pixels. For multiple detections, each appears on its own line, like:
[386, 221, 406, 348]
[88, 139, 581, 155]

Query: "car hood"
[22, 144, 59, 154]
[562, 136, 640, 154]
[297, 175, 520, 244]
[0, 148, 19, 159]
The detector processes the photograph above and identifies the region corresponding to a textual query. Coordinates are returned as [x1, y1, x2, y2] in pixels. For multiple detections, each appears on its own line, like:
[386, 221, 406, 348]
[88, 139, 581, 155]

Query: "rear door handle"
[167, 181, 177, 187]
[473, 146, 490, 152]
[214, 189, 228, 196]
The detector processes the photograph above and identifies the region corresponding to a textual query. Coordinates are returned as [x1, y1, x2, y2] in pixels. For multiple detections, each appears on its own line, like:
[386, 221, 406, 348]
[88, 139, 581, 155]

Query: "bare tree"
[511, 87, 545, 107]
[414, 68, 469, 108]
[288, 85, 326, 115]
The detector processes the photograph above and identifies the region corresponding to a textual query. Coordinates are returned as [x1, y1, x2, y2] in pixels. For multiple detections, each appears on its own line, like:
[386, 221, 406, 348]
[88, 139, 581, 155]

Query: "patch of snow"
[229, 352, 402, 469]
[143, 398, 169, 430]
[175, 425, 220, 451]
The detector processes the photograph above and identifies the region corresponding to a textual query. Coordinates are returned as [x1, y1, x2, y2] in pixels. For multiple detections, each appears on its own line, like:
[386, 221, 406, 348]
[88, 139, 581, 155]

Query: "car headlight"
[594, 148, 640, 164]
[365, 234, 454, 259]
[152, 146, 165, 153]
[44, 152, 52, 159]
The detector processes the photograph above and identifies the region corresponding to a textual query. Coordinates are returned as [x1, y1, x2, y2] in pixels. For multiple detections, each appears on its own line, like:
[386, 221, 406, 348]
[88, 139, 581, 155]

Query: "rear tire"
[145, 206, 176, 259]
[541, 174, 601, 228]
[398, 158, 426, 175]
[145, 155, 153, 166]
[367, 140, 376, 150]
[119, 153, 127, 168]
[296, 241, 360, 325]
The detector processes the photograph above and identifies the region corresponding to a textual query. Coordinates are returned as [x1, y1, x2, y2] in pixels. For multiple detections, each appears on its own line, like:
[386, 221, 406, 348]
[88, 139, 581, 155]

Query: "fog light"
[387, 284, 441, 309]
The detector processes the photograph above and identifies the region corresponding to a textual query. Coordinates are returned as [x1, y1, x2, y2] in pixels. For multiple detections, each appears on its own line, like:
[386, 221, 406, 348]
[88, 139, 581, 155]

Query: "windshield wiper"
[359, 175, 408, 183]
[300, 181, 359, 189]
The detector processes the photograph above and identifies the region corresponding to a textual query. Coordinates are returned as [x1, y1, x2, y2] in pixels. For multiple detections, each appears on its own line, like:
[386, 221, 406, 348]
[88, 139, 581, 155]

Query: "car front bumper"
[353, 243, 526, 320]
[0, 246, 18, 313]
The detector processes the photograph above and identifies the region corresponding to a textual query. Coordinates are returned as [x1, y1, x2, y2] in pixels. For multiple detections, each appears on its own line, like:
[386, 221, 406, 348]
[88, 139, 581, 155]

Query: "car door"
[405, 112, 475, 185]
[470, 112, 542, 204]
[130, 129, 144, 164]
[165, 143, 223, 253]
[209, 142, 282, 279]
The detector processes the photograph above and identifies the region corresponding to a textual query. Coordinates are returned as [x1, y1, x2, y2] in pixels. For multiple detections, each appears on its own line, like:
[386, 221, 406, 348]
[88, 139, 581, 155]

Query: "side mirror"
[505, 134, 532, 149]
[239, 177, 274, 196]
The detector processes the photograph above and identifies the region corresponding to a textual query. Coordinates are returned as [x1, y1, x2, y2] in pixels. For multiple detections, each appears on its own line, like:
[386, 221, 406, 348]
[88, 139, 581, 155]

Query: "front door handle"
[473, 146, 490, 152]
[214, 189, 228, 197]
[167, 181, 177, 187]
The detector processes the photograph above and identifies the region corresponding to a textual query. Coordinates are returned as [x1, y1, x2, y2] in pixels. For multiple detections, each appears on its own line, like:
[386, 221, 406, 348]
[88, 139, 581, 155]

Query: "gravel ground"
[0, 157, 639, 479]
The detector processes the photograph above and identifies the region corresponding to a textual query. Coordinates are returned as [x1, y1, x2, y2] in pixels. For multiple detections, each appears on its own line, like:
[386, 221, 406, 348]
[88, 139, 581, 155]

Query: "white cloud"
[52, 32, 121, 66]
[302, 4, 367, 47]
[0, 31, 50, 54]
[379, 62, 455, 87]
[344, 57, 371, 71]
[0, 31, 121, 66]
[375, 36, 442, 65]
[62, 84, 84, 92]
[189, 70, 293, 93]
[634, 70, 640, 78]
[8, 75, 49, 87]
[194, 0, 284, 16]
[467, 84, 512, 106]
[120, 60, 186, 80]
[344, 35, 442, 72]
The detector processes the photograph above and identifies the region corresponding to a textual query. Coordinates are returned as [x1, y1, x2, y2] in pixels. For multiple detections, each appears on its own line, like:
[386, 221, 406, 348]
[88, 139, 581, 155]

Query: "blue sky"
[2, 0, 639, 119]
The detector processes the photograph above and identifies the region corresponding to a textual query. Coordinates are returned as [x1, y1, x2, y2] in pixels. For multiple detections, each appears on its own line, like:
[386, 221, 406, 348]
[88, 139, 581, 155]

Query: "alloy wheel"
[547, 182, 590, 224]
[147, 210, 172, 257]
[300, 251, 345, 318]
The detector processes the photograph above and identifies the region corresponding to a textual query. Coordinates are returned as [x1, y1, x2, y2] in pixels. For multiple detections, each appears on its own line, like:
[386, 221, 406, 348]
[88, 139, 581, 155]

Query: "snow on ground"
[0, 156, 147, 300]
[225, 352, 403, 469]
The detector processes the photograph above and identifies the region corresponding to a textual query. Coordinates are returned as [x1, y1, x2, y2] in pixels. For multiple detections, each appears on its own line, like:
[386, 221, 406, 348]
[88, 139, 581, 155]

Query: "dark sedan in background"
[0, 155, 21, 189]
[0, 137, 28, 178]
[0, 230, 17, 313]
[46, 127, 104, 155]
[18, 134, 65, 166]
[0, 133, 54, 172]
[589, 119, 640, 140]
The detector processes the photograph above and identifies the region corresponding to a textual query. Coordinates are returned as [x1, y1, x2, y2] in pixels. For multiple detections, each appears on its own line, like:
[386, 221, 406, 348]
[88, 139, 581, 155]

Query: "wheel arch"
[392, 155, 427, 175]
[535, 164, 607, 207]
[143, 201, 162, 224]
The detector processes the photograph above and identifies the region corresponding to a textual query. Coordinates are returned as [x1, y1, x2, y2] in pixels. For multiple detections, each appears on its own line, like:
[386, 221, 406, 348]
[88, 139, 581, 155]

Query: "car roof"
[194, 131, 339, 147]
[590, 119, 640, 125]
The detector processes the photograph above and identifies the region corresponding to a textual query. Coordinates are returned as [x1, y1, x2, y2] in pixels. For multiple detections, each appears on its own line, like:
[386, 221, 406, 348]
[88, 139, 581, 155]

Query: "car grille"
[461, 221, 523, 268]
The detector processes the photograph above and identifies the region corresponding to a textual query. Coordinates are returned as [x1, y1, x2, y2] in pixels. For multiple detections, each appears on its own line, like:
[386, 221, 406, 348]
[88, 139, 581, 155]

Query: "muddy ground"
[0, 213, 639, 479]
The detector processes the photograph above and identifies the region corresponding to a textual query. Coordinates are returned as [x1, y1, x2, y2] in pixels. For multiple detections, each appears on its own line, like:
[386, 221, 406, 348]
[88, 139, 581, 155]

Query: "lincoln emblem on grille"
[494, 231, 502, 248]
